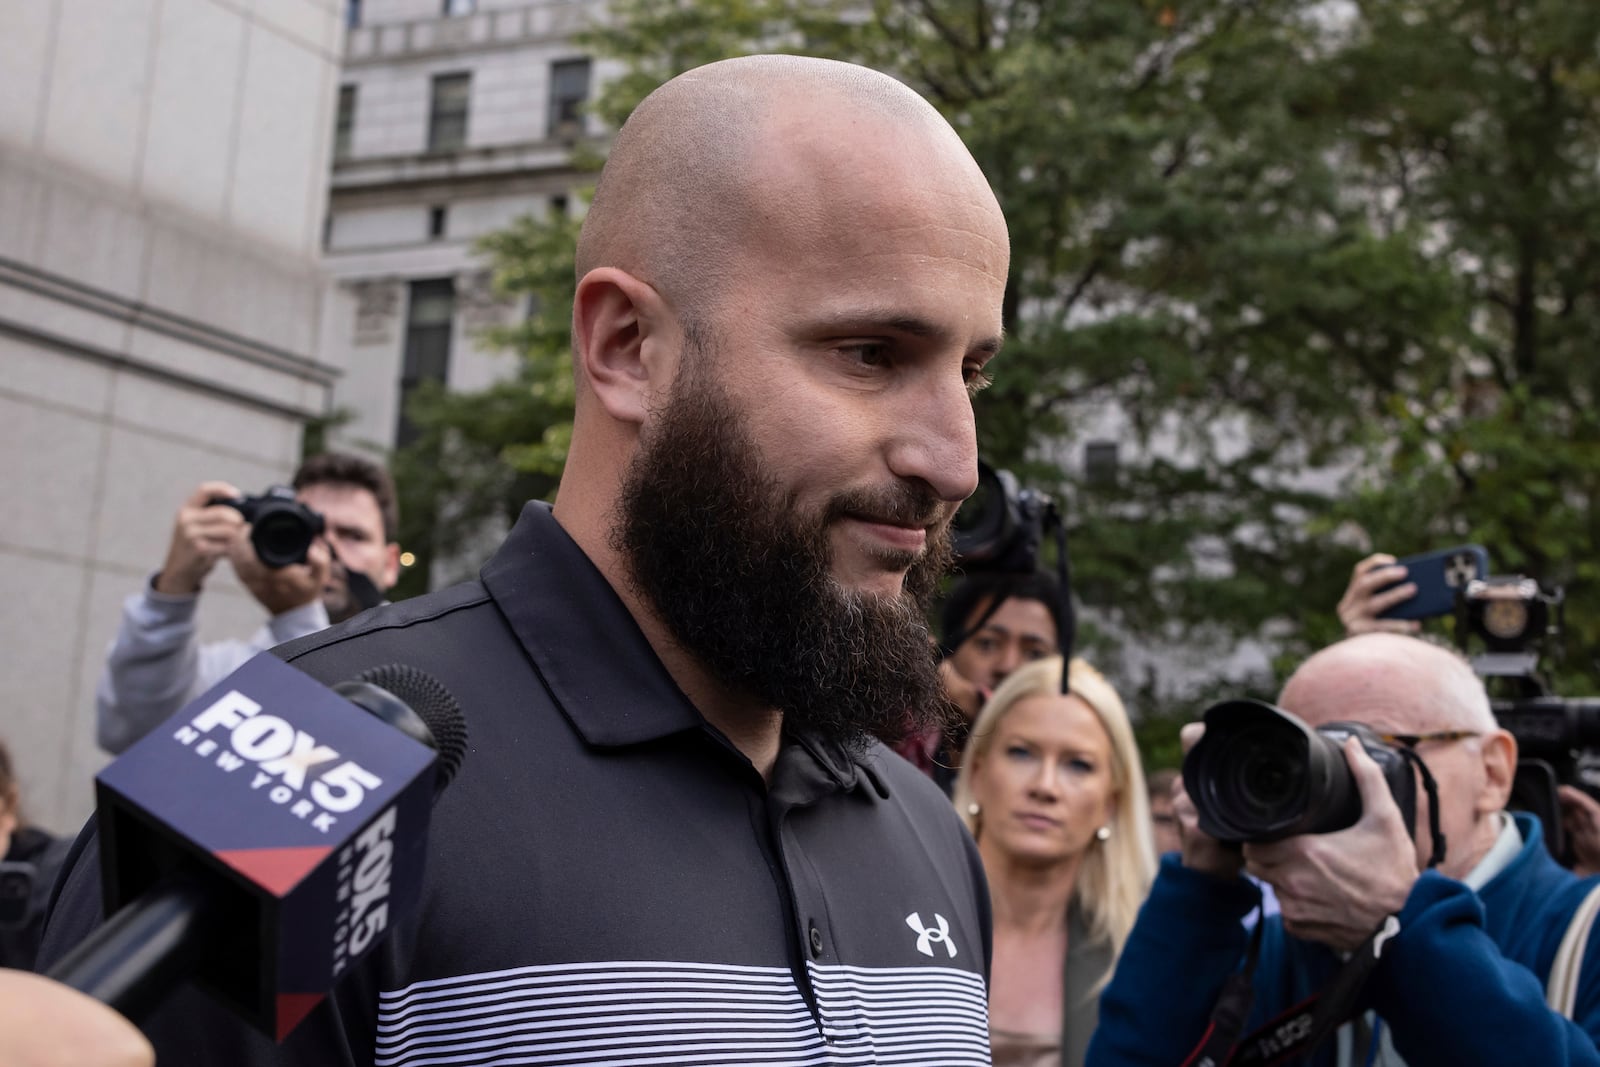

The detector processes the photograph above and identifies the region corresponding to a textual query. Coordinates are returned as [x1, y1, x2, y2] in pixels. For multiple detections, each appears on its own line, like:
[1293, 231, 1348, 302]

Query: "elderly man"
[1089, 633, 1600, 1065]
[42, 56, 1008, 1065]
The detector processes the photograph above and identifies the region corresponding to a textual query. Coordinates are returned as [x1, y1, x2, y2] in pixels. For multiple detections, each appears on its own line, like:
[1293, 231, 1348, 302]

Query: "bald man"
[1089, 634, 1600, 1066]
[39, 56, 1006, 1065]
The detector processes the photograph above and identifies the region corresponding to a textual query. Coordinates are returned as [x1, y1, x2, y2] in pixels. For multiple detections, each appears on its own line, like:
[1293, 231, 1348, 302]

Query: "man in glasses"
[1090, 633, 1600, 1066]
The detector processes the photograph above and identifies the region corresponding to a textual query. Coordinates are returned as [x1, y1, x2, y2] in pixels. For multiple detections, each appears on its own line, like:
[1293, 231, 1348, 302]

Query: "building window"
[442, 0, 476, 13]
[427, 72, 471, 153]
[550, 194, 568, 218]
[548, 59, 591, 141]
[334, 85, 357, 161]
[397, 278, 456, 446]
[1084, 440, 1120, 487]
[428, 206, 447, 239]
[346, 0, 361, 29]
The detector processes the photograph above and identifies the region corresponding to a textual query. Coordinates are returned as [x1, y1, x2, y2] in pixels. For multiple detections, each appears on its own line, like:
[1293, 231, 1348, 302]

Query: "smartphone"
[1377, 544, 1489, 620]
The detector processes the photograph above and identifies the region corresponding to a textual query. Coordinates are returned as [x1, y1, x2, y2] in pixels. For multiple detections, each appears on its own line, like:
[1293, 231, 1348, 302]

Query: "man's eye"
[964, 365, 994, 395]
[840, 342, 891, 367]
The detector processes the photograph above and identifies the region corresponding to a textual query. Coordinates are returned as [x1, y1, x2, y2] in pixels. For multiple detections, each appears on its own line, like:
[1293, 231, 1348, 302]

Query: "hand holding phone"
[1377, 544, 1489, 621]
[1337, 547, 1490, 636]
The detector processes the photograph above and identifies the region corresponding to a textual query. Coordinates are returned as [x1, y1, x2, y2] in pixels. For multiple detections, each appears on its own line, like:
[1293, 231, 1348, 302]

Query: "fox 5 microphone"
[46, 654, 467, 1040]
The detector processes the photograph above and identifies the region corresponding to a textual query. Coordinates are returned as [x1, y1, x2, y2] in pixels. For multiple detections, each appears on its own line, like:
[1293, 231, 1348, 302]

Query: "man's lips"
[843, 515, 931, 553]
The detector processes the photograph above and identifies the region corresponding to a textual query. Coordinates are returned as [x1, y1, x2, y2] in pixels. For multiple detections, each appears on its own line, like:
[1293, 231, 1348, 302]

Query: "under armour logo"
[905, 911, 957, 958]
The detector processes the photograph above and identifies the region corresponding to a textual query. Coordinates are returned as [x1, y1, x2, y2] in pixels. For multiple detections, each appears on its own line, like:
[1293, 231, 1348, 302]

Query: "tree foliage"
[387, 209, 585, 598]
[394, 0, 1600, 728]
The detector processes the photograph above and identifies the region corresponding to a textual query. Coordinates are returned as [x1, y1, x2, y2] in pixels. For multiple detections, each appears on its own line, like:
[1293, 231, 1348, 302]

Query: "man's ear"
[572, 267, 675, 425]
[1479, 728, 1518, 814]
[379, 541, 401, 591]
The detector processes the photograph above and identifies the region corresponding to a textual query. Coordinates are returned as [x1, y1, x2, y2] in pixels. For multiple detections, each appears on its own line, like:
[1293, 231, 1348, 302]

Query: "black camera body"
[1183, 699, 1418, 845]
[0, 861, 34, 928]
[210, 486, 325, 569]
[952, 461, 1052, 575]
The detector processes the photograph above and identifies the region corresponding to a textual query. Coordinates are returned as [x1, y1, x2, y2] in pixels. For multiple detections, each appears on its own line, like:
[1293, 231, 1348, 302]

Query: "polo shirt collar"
[480, 502, 885, 800]
[480, 501, 703, 747]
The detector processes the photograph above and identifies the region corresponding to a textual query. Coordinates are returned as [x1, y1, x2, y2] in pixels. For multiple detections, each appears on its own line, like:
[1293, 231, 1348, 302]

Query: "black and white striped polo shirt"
[46, 502, 992, 1066]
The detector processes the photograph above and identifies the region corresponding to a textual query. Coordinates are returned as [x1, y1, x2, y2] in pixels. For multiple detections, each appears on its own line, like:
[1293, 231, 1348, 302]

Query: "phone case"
[1377, 544, 1489, 620]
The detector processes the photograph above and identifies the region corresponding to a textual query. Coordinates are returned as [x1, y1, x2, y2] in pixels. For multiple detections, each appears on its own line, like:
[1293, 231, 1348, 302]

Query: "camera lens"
[1236, 736, 1305, 813]
[252, 510, 314, 568]
[1186, 700, 1386, 844]
[1206, 721, 1308, 830]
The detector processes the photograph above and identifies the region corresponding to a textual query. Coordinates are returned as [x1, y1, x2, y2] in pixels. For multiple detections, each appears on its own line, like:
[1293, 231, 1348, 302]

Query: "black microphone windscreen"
[351, 664, 468, 791]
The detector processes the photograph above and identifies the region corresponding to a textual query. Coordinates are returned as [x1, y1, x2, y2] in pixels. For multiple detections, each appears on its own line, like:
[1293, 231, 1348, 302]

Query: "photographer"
[1337, 552, 1600, 879]
[1088, 634, 1600, 1066]
[96, 452, 401, 754]
[894, 571, 1062, 792]
[0, 739, 70, 971]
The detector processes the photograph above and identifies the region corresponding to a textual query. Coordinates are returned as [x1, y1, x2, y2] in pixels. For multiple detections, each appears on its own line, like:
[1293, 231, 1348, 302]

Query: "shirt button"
[809, 924, 823, 957]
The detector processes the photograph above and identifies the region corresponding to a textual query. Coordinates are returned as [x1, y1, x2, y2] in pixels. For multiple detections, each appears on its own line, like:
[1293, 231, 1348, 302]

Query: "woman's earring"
[967, 802, 981, 817]
[1095, 825, 1111, 842]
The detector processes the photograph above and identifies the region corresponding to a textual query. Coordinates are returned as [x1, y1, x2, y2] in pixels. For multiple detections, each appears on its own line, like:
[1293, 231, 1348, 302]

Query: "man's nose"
[885, 369, 979, 505]
[994, 643, 1025, 682]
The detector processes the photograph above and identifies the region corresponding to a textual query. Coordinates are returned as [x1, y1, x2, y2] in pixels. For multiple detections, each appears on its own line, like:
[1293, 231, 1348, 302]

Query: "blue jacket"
[1088, 814, 1600, 1065]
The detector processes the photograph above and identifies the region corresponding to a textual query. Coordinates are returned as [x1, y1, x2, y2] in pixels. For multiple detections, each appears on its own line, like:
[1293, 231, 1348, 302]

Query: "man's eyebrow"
[804, 309, 1004, 355]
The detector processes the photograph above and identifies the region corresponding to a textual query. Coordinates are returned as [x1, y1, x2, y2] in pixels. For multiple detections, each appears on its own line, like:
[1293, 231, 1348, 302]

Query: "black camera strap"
[1051, 514, 1075, 691]
[1179, 890, 1265, 1067]
[326, 541, 386, 614]
[1398, 747, 1448, 869]
[1241, 912, 1402, 1066]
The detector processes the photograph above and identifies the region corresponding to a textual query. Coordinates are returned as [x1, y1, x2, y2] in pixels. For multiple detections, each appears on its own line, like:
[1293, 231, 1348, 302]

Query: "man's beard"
[614, 349, 957, 753]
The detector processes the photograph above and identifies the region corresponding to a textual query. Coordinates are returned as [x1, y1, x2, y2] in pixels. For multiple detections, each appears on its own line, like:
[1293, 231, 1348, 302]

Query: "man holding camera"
[95, 452, 401, 754]
[1089, 633, 1600, 1066]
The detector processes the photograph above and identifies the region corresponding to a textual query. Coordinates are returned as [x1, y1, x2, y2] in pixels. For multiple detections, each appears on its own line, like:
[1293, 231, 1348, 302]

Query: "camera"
[1454, 575, 1600, 857]
[1183, 699, 1419, 845]
[209, 486, 325, 569]
[952, 460, 1053, 574]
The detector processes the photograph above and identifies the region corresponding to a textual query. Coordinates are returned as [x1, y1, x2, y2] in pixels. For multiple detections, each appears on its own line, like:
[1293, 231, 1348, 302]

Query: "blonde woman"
[954, 656, 1156, 1067]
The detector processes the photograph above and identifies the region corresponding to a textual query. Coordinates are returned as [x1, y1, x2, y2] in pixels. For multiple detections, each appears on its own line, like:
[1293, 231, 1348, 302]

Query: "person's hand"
[0, 969, 154, 1067]
[153, 481, 245, 596]
[1174, 722, 1247, 880]
[1336, 553, 1421, 636]
[1244, 737, 1420, 953]
[1559, 785, 1600, 877]
[231, 532, 331, 617]
[938, 659, 985, 724]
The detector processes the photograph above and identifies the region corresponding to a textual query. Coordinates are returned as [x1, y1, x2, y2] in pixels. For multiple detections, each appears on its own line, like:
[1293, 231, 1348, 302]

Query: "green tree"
[388, 209, 586, 599]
